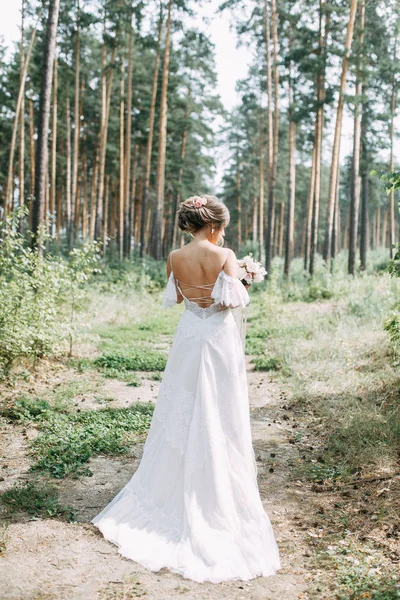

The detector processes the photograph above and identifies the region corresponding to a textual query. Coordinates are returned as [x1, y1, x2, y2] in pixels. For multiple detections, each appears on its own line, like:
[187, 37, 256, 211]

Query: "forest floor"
[0, 273, 399, 600]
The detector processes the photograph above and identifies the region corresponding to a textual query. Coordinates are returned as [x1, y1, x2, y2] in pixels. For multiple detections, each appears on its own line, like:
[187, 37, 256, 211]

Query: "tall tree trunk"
[304, 138, 316, 271]
[348, 0, 365, 275]
[119, 58, 125, 260]
[5, 10, 41, 216]
[31, 0, 60, 250]
[124, 15, 134, 257]
[382, 208, 388, 248]
[237, 158, 242, 250]
[102, 174, 110, 253]
[253, 163, 258, 244]
[66, 96, 72, 236]
[50, 54, 57, 230]
[279, 201, 285, 257]
[89, 149, 99, 239]
[310, 2, 329, 276]
[154, 0, 173, 260]
[389, 49, 397, 258]
[97, 25, 118, 241]
[172, 89, 190, 248]
[69, 0, 80, 247]
[95, 16, 107, 240]
[359, 103, 368, 270]
[19, 1, 25, 226]
[140, 6, 163, 257]
[29, 97, 35, 202]
[323, 0, 358, 267]
[258, 109, 264, 259]
[264, 0, 273, 267]
[265, 0, 279, 272]
[130, 143, 139, 254]
[82, 130, 88, 239]
[284, 50, 296, 277]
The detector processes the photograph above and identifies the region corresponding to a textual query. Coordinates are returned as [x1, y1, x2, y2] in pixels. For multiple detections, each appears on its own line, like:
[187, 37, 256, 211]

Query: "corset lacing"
[175, 279, 227, 320]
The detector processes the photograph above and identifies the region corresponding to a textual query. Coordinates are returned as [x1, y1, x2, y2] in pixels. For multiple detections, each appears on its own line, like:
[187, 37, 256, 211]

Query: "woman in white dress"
[91, 195, 281, 583]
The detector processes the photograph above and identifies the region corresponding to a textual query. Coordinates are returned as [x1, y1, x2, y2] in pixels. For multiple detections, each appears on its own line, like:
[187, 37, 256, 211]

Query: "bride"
[91, 195, 281, 583]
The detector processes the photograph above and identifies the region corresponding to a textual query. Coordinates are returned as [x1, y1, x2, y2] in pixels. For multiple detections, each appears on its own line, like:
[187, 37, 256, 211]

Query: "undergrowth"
[1, 480, 75, 521]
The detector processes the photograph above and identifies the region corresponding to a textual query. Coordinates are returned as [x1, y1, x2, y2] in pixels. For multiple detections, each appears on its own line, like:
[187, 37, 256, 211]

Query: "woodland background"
[0, 2, 400, 598]
[1, 0, 399, 273]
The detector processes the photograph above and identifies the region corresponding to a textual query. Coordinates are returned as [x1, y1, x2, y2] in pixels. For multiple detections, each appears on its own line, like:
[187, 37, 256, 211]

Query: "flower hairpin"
[192, 196, 207, 208]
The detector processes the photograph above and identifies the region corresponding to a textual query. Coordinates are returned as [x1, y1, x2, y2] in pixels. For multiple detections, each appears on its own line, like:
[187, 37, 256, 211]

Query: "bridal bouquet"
[237, 253, 267, 286]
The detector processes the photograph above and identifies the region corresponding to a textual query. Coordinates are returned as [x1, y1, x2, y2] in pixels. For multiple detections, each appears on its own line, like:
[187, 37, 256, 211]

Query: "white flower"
[246, 260, 259, 274]
[237, 266, 247, 280]
[254, 272, 265, 283]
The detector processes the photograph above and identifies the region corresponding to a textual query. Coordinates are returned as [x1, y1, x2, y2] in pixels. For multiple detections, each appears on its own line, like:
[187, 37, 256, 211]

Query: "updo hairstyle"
[177, 195, 230, 235]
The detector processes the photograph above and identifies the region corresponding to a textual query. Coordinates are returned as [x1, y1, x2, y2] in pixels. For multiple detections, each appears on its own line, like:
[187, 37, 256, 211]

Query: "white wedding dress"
[91, 254, 281, 583]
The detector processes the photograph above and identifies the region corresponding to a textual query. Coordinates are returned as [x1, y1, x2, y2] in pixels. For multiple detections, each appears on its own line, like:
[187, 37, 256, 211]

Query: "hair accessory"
[192, 196, 207, 208]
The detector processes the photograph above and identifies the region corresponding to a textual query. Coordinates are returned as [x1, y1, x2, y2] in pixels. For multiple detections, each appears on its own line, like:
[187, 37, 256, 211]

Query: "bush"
[94, 348, 167, 372]
[1, 480, 75, 521]
[30, 403, 154, 478]
[0, 209, 100, 378]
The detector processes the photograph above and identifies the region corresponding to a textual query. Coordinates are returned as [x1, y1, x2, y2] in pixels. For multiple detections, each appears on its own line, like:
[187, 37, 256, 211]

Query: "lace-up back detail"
[171, 249, 229, 313]
[161, 248, 250, 316]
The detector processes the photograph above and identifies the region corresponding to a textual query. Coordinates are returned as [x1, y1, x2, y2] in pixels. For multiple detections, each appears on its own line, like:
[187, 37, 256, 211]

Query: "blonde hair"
[177, 195, 230, 235]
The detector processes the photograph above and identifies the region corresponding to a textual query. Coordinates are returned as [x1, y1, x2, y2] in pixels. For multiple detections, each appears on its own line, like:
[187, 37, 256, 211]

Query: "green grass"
[30, 403, 154, 478]
[1, 480, 75, 521]
[310, 542, 400, 599]
[94, 348, 167, 372]
[252, 355, 282, 371]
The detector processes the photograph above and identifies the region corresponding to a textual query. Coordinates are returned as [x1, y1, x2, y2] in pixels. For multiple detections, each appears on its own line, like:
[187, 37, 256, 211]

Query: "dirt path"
[0, 359, 315, 600]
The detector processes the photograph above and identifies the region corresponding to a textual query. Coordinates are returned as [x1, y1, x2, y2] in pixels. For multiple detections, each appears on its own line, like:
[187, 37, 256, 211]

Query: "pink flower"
[192, 196, 207, 208]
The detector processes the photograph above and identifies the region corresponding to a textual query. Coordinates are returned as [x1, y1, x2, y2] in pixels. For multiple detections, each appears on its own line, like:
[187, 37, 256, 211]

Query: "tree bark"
[237, 158, 242, 250]
[323, 0, 358, 268]
[119, 58, 125, 260]
[50, 54, 57, 232]
[389, 48, 397, 259]
[140, 5, 163, 257]
[348, 0, 365, 275]
[69, 0, 80, 247]
[89, 149, 99, 239]
[31, 0, 60, 250]
[310, 2, 329, 276]
[124, 15, 134, 257]
[5, 9, 41, 216]
[97, 25, 118, 241]
[172, 89, 190, 248]
[66, 96, 72, 237]
[264, 0, 273, 267]
[154, 0, 173, 260]
[304, 136, 316, 271]
[258, 110, 264, 259]
[265, 0, 279, 272]
[284, 49, 296, 277]
[359, 104, 368, 270]
[29, 97, 35, 202]
[19, 0, 25, 226]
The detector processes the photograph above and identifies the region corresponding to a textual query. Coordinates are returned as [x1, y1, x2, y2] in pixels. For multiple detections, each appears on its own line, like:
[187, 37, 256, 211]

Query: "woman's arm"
[166, 251, 184, 304]
[223, 249, 250, 289]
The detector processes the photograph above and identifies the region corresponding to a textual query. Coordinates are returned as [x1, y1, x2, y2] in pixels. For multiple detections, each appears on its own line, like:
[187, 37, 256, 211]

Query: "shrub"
[94, 348, 167, 372]
[1, 480, 75, 521]
[0, 209, 100, 378]
[30, 403, 154, 478]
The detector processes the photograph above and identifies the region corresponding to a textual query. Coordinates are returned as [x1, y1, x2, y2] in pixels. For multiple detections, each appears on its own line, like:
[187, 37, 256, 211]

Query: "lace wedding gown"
[91, 256, 281, 583]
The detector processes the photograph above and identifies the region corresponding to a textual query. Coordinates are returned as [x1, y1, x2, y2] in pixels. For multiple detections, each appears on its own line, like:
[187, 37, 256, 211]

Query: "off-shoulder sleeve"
[162, 272, 178, 308]
[210, 271, 250, 308]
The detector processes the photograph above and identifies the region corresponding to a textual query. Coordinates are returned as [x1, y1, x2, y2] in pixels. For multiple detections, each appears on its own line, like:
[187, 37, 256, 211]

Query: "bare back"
[167, 242, 238, 308]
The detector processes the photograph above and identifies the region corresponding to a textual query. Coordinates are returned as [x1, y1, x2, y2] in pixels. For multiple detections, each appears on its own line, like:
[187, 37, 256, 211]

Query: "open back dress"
[91, 249, 281, 583]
